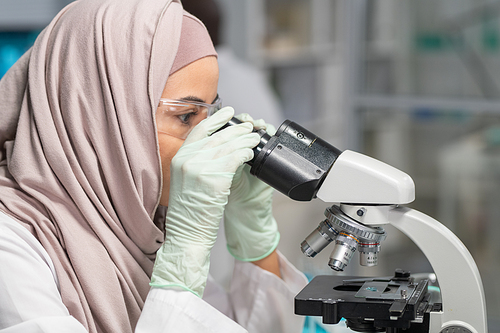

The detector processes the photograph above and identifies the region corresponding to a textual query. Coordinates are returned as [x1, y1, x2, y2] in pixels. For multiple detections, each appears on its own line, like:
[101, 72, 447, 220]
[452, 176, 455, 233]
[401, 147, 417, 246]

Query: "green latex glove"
[224, 114, 280, 262]
[151, 107, 260, 297]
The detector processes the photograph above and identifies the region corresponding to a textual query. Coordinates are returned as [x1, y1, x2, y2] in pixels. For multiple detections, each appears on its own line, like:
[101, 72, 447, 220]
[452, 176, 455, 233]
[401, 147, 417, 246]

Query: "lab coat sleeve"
[229, 252, 309, 333]
[0, 214, 88, 333]
[136, 288, 246, 333]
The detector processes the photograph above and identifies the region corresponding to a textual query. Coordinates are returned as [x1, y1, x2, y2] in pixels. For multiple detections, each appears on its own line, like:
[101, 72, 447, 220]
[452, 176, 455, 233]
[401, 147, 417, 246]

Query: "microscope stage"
[295, 271, 441, 332]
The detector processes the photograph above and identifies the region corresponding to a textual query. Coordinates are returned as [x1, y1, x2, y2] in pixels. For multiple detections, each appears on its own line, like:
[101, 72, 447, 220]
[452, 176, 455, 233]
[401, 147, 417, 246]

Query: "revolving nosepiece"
[300, 205, 386, 271]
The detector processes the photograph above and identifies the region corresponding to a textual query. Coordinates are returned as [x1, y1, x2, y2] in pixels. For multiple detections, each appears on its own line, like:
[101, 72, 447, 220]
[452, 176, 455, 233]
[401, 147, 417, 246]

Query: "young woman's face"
[157, 56, 219, 206]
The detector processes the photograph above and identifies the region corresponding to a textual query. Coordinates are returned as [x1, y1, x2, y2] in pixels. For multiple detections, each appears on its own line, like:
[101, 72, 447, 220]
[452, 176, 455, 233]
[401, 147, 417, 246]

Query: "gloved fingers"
[184, 106, 235, 144]
[202, 147, 255, 174]
[205, 133, 259, 161]
[234, 113, 277, 135]
[173, 125, 258, 163]
[234, 113, 252, 123]
[235, 113, 260, 127]
[234, 113, 266, 130]
[202, 124, 257, 150]
[265, 123, 277, 136]
[174, 133, 258, 175]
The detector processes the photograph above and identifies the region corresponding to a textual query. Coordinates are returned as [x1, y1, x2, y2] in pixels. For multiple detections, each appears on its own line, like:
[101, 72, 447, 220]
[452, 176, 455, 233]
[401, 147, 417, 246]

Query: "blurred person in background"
[0, 0, 307, 332]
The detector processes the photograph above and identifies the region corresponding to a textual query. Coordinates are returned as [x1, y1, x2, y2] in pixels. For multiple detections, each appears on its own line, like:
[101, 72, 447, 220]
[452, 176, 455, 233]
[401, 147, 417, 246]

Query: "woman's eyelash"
[178, 110, 198, 124]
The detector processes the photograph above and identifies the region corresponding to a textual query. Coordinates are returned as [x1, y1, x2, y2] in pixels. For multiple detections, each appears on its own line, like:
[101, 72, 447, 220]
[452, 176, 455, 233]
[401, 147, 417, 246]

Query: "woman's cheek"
[158, 134, 184, 206]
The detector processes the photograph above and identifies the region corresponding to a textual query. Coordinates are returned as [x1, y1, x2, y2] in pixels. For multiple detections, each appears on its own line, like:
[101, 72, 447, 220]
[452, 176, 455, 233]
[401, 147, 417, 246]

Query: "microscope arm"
[388, 206, 487, 333]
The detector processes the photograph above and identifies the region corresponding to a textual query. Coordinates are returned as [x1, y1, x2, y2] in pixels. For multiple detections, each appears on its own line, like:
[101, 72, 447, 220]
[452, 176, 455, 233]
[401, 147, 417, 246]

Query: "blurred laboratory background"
[2, 0, 499, 331]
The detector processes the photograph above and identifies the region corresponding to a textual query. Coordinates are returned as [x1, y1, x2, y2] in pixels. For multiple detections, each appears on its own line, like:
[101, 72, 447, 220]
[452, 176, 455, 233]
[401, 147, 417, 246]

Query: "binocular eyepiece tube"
[217, 117, 342, 202]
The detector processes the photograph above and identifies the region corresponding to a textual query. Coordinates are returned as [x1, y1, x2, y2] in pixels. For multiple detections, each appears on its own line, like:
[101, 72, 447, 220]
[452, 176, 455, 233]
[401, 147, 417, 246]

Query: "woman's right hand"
[150, 107, 260, 297]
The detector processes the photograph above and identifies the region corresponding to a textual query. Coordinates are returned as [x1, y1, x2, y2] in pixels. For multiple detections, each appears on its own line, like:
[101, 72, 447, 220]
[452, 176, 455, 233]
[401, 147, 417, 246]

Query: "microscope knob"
[394, 269, 411, 279]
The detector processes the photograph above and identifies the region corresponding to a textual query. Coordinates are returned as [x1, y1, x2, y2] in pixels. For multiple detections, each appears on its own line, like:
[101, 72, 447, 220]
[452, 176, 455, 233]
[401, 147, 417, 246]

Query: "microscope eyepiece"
[216, 117, 342, 201]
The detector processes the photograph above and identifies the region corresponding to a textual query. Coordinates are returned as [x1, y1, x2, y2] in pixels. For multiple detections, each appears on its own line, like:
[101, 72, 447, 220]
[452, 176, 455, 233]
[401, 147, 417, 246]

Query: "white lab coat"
[0, 211, 308, 333]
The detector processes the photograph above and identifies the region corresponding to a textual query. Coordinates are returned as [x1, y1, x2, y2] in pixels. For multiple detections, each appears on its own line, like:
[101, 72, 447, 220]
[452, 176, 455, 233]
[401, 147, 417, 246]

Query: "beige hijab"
[0, 0, 215, 332]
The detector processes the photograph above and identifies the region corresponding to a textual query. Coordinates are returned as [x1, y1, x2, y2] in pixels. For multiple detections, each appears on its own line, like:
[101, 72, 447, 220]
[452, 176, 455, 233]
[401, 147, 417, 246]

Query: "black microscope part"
[294, 270, 441, 333]
[217, 117, 342, 201]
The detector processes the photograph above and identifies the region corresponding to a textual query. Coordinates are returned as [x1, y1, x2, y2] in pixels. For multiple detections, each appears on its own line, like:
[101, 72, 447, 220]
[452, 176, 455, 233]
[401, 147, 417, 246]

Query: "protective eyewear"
[156, 95, 222, 139]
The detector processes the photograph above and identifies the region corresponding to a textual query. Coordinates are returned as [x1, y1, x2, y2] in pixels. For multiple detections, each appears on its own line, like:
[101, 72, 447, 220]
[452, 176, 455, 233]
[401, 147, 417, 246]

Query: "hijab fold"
[0, 0, 214, 331]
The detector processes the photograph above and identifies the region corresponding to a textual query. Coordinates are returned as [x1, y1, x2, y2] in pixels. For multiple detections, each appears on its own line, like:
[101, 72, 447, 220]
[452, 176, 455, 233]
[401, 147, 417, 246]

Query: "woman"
[0, 0, 307, 332]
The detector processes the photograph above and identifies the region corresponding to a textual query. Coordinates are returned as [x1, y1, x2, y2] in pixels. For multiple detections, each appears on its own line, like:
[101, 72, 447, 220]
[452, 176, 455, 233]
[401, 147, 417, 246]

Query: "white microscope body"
[314, 150, 488, 333]
[224, 117, 487, 332]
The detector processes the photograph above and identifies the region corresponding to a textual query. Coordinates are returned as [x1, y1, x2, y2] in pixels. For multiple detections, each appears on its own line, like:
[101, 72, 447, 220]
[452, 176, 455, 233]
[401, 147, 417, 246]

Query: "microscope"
[224, 118, 488, 333]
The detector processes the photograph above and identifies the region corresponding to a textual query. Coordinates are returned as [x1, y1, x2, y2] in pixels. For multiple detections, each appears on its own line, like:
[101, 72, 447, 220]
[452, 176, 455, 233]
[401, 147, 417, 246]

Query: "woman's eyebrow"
[178, 94, 219, 104]
[178, 95, 205, 103]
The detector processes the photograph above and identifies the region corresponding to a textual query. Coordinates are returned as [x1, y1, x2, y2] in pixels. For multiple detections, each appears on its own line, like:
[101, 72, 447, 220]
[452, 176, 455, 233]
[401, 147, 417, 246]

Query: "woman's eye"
[177, 110, 197, 125]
